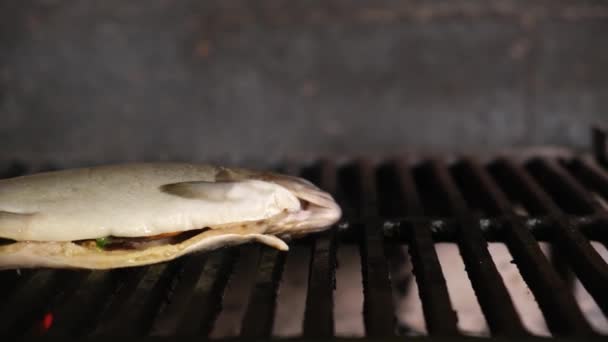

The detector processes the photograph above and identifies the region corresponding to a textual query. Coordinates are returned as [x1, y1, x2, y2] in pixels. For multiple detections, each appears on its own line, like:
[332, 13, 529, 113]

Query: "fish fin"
[0, 211, 36, 240]
[0, 210, 35, 224]
[160, 181, 240, 201]
[248, 234, 289, 251]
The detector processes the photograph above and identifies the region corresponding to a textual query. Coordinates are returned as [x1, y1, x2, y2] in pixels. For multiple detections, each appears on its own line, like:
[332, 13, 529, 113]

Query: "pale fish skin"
[0, 163, 341, 269]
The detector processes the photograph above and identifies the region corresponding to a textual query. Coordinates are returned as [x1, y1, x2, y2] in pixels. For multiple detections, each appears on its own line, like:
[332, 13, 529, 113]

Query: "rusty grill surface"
[2, 137, 608, 340]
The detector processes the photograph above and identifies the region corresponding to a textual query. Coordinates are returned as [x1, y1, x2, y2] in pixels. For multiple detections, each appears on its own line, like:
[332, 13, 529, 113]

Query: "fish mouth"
[217, 167, 342, 234]
[251, 172, 342, 235]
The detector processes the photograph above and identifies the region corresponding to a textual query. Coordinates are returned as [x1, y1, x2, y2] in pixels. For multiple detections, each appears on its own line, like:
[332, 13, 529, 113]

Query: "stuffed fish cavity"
[0, 163, 341, 269]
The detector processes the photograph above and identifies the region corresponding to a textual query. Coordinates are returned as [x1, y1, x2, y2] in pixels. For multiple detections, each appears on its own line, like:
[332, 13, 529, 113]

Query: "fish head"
[218, 167, 342, 236]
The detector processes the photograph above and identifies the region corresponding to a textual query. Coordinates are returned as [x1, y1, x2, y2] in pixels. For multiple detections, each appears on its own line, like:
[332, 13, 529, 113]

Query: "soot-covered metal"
[2, 133, 608, 341]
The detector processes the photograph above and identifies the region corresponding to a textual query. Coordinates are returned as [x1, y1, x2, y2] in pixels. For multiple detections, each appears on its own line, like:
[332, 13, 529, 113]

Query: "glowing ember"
[42, 312, 53, 331]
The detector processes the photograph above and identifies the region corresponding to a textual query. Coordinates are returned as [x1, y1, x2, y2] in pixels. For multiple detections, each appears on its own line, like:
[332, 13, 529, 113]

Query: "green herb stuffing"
[96, 237, 110, 249]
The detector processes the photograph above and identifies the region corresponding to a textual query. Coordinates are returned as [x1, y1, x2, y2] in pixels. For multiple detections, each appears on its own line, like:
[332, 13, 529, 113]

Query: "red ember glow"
[42, 312, 53, 331]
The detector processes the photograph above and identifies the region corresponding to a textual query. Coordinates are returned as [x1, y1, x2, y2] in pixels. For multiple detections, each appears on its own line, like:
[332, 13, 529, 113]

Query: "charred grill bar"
[2, 131, 608, 340]
[455, 159, 592, 335]
[355, 161, 395, 337]
[302, 161, 337, 338]
[492, 159, 608, 318]
[393, 160, 460, 336]
[593, 127, 608, 167]
[424, 160, 526, 336]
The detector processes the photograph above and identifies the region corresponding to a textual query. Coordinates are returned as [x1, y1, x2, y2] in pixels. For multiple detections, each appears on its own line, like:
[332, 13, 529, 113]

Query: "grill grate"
[3, 139, 608, 340]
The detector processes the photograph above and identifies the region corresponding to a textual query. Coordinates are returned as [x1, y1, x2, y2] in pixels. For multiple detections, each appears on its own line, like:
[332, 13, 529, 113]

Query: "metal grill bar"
[490, 160, 560, 216]
[303, 161, 337, 338]
[47, 271, 118, 337]
[527, 159, 602, 215]
[92, 263, 177, 336]
[377, 161, 425, 336]
[272, 243, 311, 337]
[395, 160, 425, 215]
[393, 160, 459, 335]
[149, 254, 208, 336]
[490, 159, 608, 318]
[569, 158, 608, 210]
[23, 273, 89, 338]
[303, 231, 336, 337]
[240, 248, 285, 337]
[359, 222, 395, 337]
[593, 126, 608, 166]
[0, 270, 75, 336]
[355, 161, 396, 337]
[428, 160, 526, 336]
[175, 251, 235, 335]
[456, 159, 593, 335]
[0, 268, 26, 298]
[210, 245, 260, 337]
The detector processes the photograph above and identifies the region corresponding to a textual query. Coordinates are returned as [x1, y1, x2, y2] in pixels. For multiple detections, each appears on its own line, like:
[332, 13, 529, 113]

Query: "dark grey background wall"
[1, 0, 607, 166]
